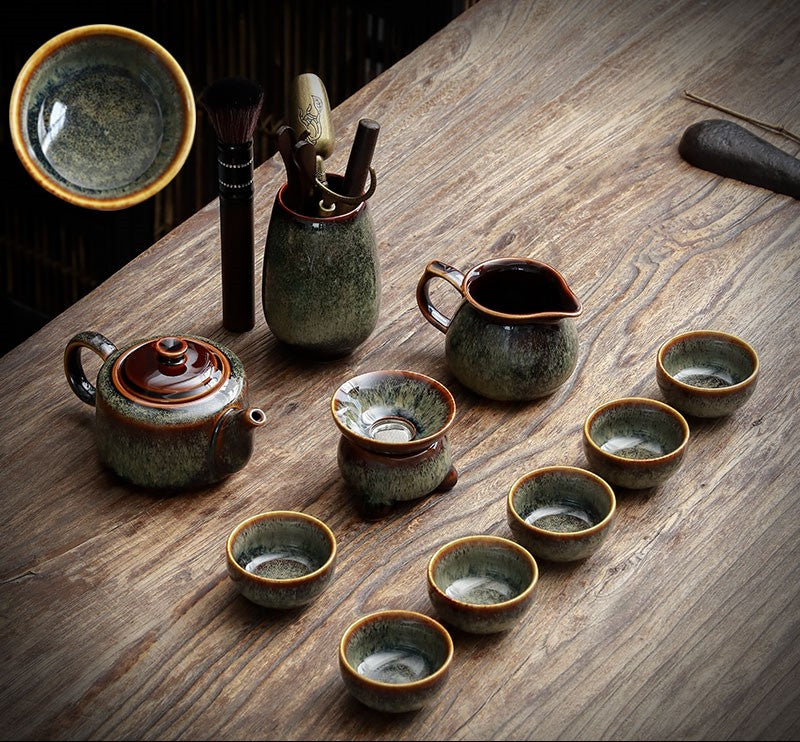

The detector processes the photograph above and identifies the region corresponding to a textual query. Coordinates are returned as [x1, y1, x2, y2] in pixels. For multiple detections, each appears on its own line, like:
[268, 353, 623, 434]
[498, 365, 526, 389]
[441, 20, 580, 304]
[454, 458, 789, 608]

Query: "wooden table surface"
[2, 1, 799, 739]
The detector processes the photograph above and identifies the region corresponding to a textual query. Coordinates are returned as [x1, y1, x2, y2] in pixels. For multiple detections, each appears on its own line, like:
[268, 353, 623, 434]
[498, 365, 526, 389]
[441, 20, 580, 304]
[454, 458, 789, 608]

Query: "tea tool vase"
[262, 175, 380, 358]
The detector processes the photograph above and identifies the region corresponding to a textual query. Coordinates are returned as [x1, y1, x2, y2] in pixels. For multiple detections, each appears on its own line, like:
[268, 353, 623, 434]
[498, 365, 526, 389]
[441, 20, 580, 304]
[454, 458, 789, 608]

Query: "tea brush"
[199, 77, 265, 332]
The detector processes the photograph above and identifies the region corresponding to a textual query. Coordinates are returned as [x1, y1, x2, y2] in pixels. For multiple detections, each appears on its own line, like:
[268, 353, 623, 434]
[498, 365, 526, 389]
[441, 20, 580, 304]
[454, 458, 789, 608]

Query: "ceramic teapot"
[64, 330, 265, 489]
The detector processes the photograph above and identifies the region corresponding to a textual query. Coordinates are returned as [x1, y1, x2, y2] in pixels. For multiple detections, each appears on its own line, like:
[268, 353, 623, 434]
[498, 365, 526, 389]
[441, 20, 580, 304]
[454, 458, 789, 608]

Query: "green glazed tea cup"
[338, 609, 454, 713]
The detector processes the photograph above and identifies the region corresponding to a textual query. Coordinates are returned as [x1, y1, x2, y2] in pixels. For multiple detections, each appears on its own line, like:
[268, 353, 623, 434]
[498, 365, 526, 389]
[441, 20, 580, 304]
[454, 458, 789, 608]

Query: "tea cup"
[338, 609, 454, 713]
[226, 511, 336, 609]
[583, 397, 690, 489]
[656, 329, 759, 418]
[507, 466, 616, 562]
[10, 24, 195, 210]
[427, 535, 539, 634]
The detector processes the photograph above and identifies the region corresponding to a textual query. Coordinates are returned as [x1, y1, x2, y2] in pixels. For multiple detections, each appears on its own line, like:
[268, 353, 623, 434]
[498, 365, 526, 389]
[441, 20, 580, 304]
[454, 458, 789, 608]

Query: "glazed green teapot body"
[64, 331, 265, 489]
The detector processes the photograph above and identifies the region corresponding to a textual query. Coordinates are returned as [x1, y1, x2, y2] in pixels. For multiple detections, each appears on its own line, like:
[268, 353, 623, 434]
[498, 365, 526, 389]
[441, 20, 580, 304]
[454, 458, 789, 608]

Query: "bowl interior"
[588, 401, 687, 460]
[343, 614, 451, 685]
[511, 469, 613, 534]
[12, 26, 194, 207]
[332, 371, 454, 450]
[230, 515, 333, 580]
[661, 333, 757, 389]
[430, 538, 534, 605]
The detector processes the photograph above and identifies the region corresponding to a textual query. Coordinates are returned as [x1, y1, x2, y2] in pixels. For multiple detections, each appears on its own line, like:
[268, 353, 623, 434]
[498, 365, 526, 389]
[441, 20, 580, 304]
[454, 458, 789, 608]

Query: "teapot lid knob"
[155, 337, 189, 365]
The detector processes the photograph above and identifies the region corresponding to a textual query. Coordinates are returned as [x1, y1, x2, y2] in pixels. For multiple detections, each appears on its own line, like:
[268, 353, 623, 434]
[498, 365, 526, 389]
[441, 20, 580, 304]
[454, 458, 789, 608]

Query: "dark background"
[1, 0, 473, 356]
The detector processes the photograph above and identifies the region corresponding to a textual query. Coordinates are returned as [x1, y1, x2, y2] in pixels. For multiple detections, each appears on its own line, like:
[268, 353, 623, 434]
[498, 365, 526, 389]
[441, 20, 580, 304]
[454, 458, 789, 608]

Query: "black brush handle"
[342, 118, 380, 197]
[217, 141, 255, 331]
[679, 119, 800, 199]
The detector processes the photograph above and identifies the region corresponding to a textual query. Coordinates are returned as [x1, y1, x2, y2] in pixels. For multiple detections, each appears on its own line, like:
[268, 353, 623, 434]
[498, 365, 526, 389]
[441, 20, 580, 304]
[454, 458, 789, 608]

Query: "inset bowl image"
[507, 466, 616, 562]
[583, 397, 690, 490]
[338, 609, 454, 713]
[656, 329, 759, 418]
[427, 535, 538, 634]
[226, 511, 336, 609]
[10, 24, 196, 210]
[331, 370, 458, 518]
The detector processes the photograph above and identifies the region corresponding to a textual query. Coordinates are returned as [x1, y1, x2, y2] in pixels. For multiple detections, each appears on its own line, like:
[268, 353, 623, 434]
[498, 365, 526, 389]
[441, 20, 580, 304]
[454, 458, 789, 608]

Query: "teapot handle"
[416, 260, 465, 333]
[64, 331, 117, 406]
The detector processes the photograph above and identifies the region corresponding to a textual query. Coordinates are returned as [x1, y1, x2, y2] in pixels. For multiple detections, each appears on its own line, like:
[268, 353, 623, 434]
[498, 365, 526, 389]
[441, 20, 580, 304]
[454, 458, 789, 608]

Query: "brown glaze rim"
[276, 176, 365, 223]
[338, 609, 454, 689]
[226, 511, 337, 587]
[462, 257, 583, 323]
[9, 24, 196, 211]
[656, 329, 760, 397]
[331, 369, 457, 456]
[507, 466, 617, 540]
[583, 397, 690, 465]
[427, 535, 539, 611]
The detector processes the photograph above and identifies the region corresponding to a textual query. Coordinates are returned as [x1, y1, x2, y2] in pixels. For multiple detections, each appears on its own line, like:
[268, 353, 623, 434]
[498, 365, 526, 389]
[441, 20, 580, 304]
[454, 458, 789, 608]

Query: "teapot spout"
[242, 407, 267, 429]
[210, 406, 266, 481]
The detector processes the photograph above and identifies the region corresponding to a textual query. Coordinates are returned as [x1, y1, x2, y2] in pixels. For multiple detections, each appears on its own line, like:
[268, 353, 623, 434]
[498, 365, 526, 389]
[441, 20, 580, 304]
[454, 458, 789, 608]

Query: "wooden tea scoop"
[679, 118, 800, 199]
[289, 73, 335, 160]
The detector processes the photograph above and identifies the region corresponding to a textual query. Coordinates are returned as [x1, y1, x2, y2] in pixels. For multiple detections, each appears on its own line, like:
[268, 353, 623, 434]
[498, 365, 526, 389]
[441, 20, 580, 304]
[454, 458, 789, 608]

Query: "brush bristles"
[199, 77, 264, 145]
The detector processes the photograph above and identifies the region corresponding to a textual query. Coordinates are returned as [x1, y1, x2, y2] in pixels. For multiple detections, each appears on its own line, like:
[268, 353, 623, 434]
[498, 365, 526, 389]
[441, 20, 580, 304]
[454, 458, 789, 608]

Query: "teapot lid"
[111, 336, 230, 406]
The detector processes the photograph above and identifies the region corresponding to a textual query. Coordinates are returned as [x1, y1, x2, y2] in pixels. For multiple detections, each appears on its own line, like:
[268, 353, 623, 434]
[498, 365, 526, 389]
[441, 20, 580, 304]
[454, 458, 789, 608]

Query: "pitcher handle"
[416, 260, 465, 333]
[64, 331, 117, 406]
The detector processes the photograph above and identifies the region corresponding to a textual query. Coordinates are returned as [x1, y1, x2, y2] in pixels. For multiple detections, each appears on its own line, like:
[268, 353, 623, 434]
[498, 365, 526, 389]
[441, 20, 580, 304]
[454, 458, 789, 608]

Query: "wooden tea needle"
[342, 118, 380, 198]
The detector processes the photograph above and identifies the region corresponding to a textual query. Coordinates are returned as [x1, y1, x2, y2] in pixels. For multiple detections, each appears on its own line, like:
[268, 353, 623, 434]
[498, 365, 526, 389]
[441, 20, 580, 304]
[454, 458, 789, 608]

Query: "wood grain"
[1, 0, 799, 739]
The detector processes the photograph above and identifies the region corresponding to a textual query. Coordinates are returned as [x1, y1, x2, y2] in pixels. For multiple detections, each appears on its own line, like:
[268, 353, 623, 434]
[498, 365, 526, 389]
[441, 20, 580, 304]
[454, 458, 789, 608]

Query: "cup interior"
[429, 537, 536, 605]
[660, 332, 757, 389]
[332, 370, 455, 454]
[11, 25, 194, 208]
[229, 513, 334, 581]
[510, 468, 613, 534]
[464, 259, 581, 316]
[587, 400, 688, 460]
[342, 612, 452, 685]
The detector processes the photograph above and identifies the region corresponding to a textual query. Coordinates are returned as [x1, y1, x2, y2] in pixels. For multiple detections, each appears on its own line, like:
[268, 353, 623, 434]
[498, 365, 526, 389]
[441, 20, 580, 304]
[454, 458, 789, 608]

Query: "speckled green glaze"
[331, 370, 458, 517]
[507, 466, 616, 562]
[417, 258, 582, 401]
[447, 308, 579, 401]
[339, 610, 453, 713]
[337, 435, 456, 518]
[65, 331, 265, 490]
[583, 398, 690, 490]
[11, 25, 195, 209]
[427, 535, 538, 634]
[331, 370, 456, 455]
[657, 330, 759, 418]
[226, 511, 336, 609]
[262, 178, 380, 358]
